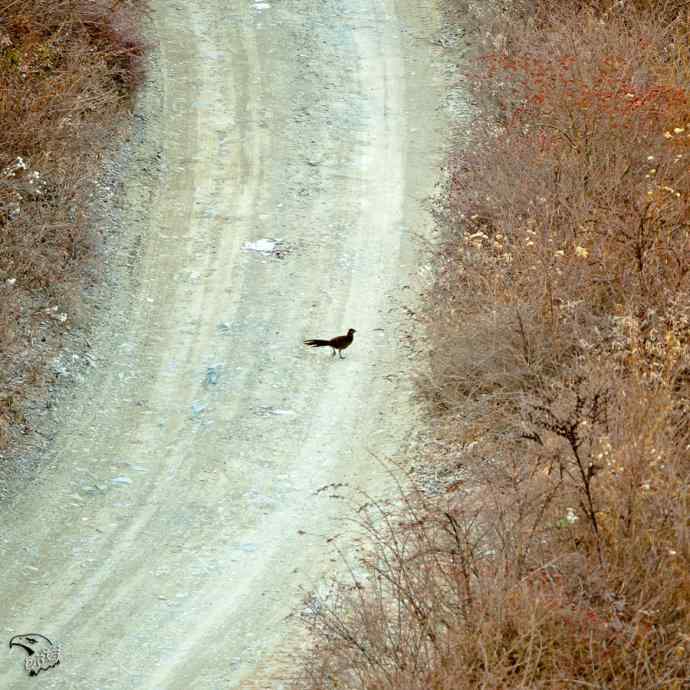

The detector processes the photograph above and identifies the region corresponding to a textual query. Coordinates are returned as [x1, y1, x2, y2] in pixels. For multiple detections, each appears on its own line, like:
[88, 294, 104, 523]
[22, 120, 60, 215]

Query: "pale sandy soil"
[0, 1, 453, 687]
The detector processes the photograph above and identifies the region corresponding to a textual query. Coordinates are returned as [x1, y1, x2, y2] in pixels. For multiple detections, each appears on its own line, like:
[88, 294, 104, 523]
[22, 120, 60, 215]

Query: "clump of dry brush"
[294, 2, 690, 688]
[0, 0, 149, 448]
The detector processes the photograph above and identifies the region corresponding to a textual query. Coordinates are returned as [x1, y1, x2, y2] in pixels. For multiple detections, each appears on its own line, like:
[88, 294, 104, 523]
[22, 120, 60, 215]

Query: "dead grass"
[0, 0, 149, 449]
[293, 1, 690, 688]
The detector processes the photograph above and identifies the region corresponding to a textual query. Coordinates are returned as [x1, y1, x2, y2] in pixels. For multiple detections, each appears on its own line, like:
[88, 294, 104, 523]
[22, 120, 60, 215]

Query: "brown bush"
[294, 2, 690, 688]
[0, 0, 149, 449]
[295, 463, 689, 689]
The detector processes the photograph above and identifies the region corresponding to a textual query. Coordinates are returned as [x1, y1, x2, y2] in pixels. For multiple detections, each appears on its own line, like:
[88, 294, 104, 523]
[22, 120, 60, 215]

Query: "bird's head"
[9, 634, 52, 654]
[9, 633, 61, 676]
[348, 328, 356, 335]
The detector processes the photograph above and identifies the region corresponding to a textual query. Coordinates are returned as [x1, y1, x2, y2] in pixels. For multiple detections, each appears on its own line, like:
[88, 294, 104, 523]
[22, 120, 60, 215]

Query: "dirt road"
[0, 1, 450, 687]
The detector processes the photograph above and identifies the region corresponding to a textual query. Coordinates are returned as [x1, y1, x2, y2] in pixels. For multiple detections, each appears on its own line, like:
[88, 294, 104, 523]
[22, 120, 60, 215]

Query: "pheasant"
[304, 328, 356, 359]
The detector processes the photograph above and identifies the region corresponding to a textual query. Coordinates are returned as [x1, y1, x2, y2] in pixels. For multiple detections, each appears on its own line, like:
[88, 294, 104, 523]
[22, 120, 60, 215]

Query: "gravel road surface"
[0, 0, 451, 687]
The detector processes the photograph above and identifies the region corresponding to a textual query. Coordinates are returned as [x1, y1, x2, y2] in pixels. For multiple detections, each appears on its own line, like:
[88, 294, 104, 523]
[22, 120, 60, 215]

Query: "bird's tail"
[304, 339, 330, 347]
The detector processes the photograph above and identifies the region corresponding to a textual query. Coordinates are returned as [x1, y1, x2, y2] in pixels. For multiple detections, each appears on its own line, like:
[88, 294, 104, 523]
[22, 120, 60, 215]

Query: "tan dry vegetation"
[294, 2, 690, 688]
[0, 0, 148, 449]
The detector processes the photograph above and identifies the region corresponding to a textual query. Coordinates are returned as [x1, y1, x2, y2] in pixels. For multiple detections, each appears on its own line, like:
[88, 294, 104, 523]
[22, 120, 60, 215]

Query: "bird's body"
[304, 328, 356, 359]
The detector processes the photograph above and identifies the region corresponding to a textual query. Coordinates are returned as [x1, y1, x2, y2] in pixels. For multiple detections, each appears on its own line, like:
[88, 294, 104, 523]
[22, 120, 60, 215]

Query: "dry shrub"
[0, 0, 149, 450]
[295, 2, 690, 688]
[296, 455, 688, 689]
[429, 3, 690, 454]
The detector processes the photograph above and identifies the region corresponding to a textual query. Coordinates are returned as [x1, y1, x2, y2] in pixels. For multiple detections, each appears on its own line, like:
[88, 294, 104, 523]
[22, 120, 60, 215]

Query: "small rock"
[243, 238, 278, 253]
[206, 365, 222, 385]
[255, 405, 295, 417]
[191, 401, 207, 417]
[111, 476, 132, 486]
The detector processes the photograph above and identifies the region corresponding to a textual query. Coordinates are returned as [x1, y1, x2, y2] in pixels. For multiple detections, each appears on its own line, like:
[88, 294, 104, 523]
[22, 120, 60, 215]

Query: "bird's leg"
[339, 351, 345, 359]
[331, 348, 336, 357]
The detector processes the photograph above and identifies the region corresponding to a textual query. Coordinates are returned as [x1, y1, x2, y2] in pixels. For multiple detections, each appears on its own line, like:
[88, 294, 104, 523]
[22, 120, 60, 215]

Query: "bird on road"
[304, 328, 356, 359]
[9, 633, 62, 676]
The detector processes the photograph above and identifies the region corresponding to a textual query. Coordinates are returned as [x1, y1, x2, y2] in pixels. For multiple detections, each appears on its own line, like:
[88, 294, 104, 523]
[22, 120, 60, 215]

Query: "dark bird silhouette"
[9, 633, 62, 676]
[304, 328, 356, 359]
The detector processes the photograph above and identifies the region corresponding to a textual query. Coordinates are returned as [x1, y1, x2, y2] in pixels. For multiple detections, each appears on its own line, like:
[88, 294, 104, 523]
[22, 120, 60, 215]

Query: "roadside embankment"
[0, 0, 149, 458]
